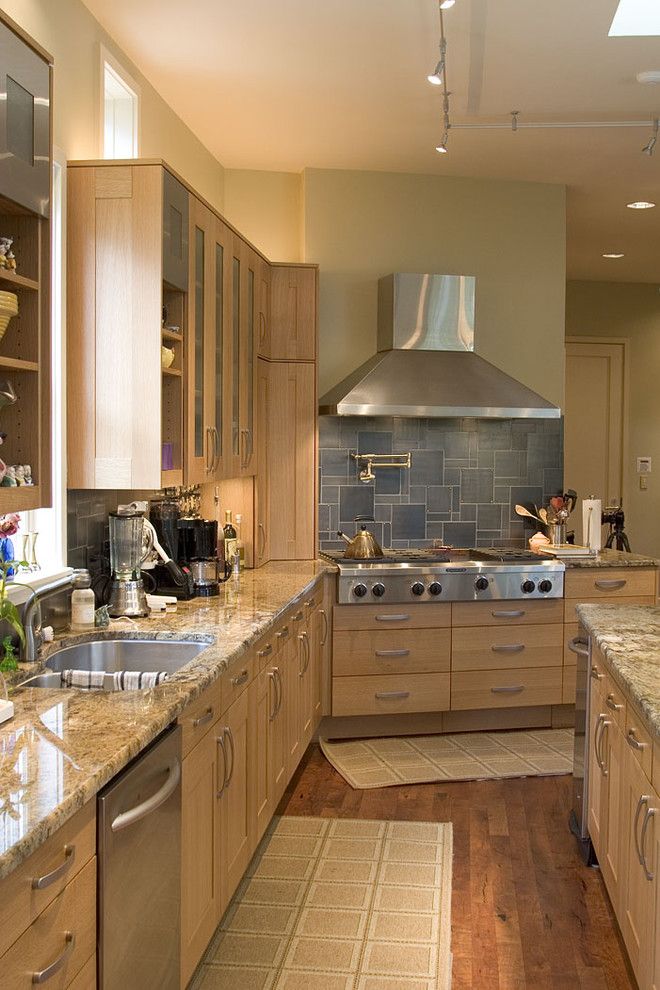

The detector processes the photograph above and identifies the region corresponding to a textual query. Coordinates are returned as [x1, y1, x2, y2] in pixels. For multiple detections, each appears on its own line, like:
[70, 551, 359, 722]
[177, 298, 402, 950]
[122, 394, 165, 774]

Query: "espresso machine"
[107, 510, 150, 617]
[148, 499, 195, 600]
[177, 518, 221, 597]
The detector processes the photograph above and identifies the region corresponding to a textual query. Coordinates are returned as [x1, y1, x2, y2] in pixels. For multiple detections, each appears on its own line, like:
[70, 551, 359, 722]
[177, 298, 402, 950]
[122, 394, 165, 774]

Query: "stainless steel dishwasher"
[98, 723, 181, 989]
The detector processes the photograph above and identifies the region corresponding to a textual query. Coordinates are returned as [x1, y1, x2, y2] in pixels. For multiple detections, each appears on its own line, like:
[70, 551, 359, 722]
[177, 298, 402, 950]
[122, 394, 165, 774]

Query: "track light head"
[642, 118, 659, 155]
[435, 131, 449, 153]
[440, 0, 455, 8]
[427, 60, 444, 85]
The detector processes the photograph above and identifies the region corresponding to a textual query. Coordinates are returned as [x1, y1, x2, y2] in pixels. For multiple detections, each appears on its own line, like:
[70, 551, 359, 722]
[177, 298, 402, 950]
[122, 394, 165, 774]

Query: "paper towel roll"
[582, 499, 602, 551]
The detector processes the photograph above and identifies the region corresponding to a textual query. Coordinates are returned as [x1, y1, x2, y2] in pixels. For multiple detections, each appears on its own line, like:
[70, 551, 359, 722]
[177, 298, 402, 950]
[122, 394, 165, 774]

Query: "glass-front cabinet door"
[186, 196, 215, 484]
[231, 236, 257, 477]
[241, 247, 258, 475]
[230, 237, 242, 476]
[211, 217, 233, 480]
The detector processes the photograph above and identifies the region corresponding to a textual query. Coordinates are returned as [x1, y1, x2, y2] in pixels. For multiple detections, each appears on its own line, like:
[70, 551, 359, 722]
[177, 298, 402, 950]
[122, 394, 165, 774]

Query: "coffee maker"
[178, 518, 221, 597]
[148, 499, 195, 599]
[107, 510, 150, 617]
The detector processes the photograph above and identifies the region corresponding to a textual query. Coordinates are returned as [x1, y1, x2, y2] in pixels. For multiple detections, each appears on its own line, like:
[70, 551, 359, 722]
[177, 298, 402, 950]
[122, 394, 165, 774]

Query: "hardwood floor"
[278, 743, 637, 990]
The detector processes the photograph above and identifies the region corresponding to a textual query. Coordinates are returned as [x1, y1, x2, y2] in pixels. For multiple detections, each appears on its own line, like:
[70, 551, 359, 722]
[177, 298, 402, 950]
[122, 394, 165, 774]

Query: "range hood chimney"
[318, 273, 561, 419]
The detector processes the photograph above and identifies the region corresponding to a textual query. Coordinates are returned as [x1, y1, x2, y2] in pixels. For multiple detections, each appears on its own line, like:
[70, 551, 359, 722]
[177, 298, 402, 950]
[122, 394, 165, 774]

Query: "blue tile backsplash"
[318, 416, 564, 551]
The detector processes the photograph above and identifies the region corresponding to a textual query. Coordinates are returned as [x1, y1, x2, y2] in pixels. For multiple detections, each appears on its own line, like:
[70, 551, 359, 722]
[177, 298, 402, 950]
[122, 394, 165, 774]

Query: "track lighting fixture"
[430, 3, 453, 153]
[435, 132, 449, 153]
[642, 118, 658, 155]
[427, 38, 446, 85]
[439, 0, 455, 8]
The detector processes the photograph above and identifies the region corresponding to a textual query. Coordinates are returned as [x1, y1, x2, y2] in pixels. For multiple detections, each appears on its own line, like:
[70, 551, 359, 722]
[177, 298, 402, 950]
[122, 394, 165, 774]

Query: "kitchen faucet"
[22, 573, 74, 662]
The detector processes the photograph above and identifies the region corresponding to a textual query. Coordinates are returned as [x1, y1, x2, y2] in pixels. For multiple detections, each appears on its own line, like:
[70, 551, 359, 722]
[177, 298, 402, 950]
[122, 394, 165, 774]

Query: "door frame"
[565, 335, 630, 512]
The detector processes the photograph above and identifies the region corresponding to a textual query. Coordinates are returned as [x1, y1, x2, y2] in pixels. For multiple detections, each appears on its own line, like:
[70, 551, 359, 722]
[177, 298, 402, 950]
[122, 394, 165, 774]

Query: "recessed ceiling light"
[627, 200, 656, 209]
[603, 253, 625, 258]
[609, 0, 660, 36]
[637, 70, 660, 84]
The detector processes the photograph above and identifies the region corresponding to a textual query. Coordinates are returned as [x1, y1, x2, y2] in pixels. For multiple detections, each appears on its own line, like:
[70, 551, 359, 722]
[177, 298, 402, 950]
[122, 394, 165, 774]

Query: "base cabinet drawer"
[333, 604, 450, 631]
[0, 857, 96, 990]
[452, 623, 562, 671]
[332, 672, 450, 716]
[450, 667, 563, 711]
[333, 628, 450, 676]
[564, 568, 655, 601]
[452, 599, 563, 627]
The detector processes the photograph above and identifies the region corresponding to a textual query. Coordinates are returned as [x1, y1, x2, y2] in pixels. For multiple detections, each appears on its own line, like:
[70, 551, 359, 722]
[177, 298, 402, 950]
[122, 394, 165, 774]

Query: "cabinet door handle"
[31, 931, 75, 984]
[600, 720, 611, 776]
[375, 614, 411, 622]
[319, 609, 328, 646]
[112, 761, 181, 831]
[224, 727, 235, 786]
[605, 693, 623, 712]
[239, 429, 246, 468]
[375, 691, 410, 700]
[31, 845, 75, 890]
[491, 610, 525, 618]
[246, 428, 253, 464]
[633, 794, 650, 865]
[590, 665, 605, 681]
[569, 637, 589, 658]
[491, 685, 524, 694]
[267, 670, 278, 720]
[259, 522, 266, 557]
[231, 669, 249, 687]
[257, 643, 273, 659]
[594, 714, 605, 772]
[274, 667, 283, 716]
[192, 707, 214, 728]
[627, 728, 648, 751]
[595, 579, 626, 590]
[216, 734, 227, 797]
[205, 427, 214, 473]
[259, 311, 266, 347]
[375, 649, 410, 658]
[640, 807, 656, 881]
[212, 426, 220, 472]
[491, 644, 525, 653]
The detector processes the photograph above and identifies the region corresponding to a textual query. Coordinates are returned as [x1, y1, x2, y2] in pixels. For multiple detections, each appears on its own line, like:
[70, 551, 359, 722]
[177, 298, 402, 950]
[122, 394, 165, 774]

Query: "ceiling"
[82, 0, 660, 283]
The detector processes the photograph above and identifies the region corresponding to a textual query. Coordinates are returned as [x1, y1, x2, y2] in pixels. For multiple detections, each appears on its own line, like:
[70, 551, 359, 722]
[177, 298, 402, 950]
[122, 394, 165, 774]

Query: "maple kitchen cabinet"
[265, 264, 317, 361]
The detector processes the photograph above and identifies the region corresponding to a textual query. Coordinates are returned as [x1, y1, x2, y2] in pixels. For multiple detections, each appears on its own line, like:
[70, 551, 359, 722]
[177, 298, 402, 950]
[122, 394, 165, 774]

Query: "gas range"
[322, 547, 565, 604]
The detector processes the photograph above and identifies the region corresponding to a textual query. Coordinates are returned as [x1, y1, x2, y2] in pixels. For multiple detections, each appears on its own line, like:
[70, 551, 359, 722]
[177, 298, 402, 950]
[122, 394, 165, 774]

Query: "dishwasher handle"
[111, 759, 181, 832]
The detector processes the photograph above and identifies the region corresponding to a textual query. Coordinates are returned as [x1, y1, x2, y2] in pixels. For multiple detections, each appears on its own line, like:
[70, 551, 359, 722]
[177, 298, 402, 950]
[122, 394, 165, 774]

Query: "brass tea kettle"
[337, 524, 384, 559]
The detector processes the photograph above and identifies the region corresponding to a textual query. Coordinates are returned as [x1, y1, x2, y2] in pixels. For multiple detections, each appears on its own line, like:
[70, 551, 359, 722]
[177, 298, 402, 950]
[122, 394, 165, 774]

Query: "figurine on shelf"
[0, 239, 15, 272]
[14, 466, 24, 486]
[1, 467, 16, 487]
[22, 465, 33, 486]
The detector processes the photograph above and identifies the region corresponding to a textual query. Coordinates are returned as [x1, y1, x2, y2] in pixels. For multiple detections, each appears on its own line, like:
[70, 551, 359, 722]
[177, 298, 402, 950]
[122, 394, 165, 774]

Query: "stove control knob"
[522, 579, 536, 594]
[428, 581, 443, 596]
[353, 583, 368, 598]
[372, 582, 386, 597]
[475, 577, 489, 592]
[538, 579, 553, 593]
[411, 581, 425, 596]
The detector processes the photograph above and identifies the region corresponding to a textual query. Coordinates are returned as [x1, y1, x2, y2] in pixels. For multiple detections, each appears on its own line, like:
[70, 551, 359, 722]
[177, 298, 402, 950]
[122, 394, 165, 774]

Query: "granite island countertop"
[0, 560, 333, 880]
[563, 549, 658, 569]
[577, 603, 660, 740]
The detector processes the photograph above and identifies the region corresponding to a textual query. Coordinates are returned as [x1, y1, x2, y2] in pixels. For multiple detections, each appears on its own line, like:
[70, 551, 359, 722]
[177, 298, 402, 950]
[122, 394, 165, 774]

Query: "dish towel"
[61, 669, 106, 690]
[112, 670, 169, 690]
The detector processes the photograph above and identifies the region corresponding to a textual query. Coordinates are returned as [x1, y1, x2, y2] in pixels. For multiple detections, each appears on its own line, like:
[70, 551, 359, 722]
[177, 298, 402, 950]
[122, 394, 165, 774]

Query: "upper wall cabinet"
[264, 265, 317, 361]
[0, 14, 53, 511]
[68, 162, 184, 489]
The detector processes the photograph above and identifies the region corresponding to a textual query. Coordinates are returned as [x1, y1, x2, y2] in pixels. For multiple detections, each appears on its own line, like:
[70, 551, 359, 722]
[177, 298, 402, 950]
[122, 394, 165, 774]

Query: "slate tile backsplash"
[318, 416, 563, 551]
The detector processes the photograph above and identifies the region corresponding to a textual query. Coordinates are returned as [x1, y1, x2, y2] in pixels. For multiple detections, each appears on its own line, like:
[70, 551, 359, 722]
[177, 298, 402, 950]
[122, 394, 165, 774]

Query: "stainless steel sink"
[21, 639, 209, 691]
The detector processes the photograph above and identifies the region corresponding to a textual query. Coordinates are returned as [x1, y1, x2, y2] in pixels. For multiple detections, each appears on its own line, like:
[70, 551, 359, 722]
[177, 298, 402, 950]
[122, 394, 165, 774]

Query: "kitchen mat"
[320, 728, 574, 789]
[191, 815, 453, 990]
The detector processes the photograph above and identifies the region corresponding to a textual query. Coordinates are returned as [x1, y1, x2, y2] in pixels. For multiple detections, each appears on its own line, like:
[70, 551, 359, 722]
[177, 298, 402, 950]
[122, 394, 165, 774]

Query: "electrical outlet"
[637, 457, 652, 474]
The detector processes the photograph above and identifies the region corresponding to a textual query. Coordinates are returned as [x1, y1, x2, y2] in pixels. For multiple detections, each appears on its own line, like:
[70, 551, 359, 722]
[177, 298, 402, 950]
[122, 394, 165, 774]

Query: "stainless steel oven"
[0, 18, 50, 216]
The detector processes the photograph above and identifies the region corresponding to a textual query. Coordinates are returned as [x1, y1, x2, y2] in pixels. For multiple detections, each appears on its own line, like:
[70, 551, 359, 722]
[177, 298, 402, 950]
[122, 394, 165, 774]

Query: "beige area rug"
[320, 728, 574, 789]
[191, 815, 453, 990]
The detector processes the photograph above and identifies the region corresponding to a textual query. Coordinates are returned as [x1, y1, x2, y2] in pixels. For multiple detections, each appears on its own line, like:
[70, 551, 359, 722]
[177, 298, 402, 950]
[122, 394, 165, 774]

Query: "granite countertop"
[563, 548, 659, 569]
[577, 603, 660, 740]
[0, 560, 332, 881]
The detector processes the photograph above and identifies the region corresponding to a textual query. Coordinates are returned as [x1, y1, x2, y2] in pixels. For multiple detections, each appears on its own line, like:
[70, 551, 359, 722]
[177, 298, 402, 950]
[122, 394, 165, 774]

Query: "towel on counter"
[112, 670, 169, 690]
[61, 669, 106, 690]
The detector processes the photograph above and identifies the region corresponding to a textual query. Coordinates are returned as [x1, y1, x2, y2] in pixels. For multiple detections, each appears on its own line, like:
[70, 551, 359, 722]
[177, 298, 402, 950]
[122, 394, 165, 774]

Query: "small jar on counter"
[71, 569, 95, 630]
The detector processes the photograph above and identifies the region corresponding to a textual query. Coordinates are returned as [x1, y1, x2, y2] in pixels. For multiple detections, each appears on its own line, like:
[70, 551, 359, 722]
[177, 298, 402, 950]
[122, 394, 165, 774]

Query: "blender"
[108, 510, 150, 617]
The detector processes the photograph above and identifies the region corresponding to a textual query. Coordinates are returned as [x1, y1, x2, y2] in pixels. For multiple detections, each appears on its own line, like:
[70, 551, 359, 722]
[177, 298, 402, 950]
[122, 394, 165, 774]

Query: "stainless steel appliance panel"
[98, 724, 181, 990]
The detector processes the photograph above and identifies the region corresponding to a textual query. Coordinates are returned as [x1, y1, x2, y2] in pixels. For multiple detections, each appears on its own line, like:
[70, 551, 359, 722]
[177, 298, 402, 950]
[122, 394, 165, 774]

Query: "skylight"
[609, 0, 660, 36]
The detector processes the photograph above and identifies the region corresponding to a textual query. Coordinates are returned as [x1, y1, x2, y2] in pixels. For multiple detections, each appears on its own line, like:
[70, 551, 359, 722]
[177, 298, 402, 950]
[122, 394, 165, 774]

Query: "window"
[101, 48, 139, 159]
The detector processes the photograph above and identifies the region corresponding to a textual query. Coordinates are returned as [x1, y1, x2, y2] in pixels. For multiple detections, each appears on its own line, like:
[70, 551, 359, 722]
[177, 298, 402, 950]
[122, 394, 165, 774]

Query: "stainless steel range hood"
[318, 273, 561, 419]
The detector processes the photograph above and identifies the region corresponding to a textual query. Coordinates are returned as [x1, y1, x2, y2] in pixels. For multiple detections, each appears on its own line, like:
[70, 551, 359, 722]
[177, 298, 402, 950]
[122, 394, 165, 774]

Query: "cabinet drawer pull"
[569, 637, 589, 658]
[491, 644, 525, 653]
[258, 523, 266, 557]
[605, 693, 623, 712]
[305, 598, 318, 609]
[375, 690, 410, 700]
[490, 685, 524, 694]
[276, 626, 289, 639]
[31, 845, 75, 890]
[627, 728, 648, 751]
[292, 610, 304, 622]
[491, 610, 525, 618]
[633, 794, 650, 864]
[594, 579, 626, 590]
[32, 931, 75, 984]
[257, 644, 273, 658]
[375, 614, 411, 622]
[590, 665, 605, 681]
[216, 735, 227, 797]
[375, 649, 410, 658]
[192, 707, 214, 728]
[319, 608, 328, 646]
[230, 669, 249, 687]
[640, 807, 656, 881]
